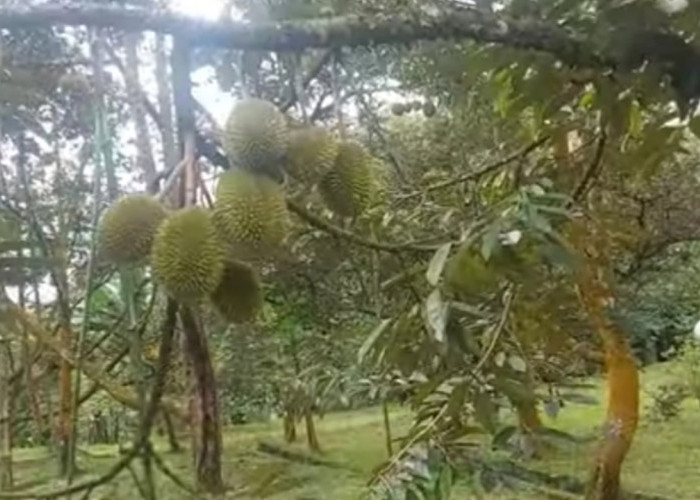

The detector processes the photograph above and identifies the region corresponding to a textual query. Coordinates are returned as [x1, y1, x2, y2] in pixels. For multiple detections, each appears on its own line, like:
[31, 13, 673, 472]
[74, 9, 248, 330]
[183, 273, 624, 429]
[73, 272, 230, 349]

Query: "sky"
[170, 0, 239, 124]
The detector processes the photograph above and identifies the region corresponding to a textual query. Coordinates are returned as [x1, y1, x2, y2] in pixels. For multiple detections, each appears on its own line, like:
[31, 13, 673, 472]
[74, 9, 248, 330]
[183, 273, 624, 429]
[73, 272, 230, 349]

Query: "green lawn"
[6, 362, 700, 499]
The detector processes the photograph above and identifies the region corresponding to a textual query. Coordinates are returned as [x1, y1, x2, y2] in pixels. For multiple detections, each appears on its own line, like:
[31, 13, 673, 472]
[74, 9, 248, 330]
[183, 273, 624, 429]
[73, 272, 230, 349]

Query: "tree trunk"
[283, 411, 297, 443]
[0, 338, 12, 490]
[382, 400, 393, 457]
[123, 32, 157, 186]
[162, 410, 181, 453]
[56, 325, 73, 476]
[180, 307, 224, 493]
[304, 411, 320, 453]
[570, 219, 639, 500]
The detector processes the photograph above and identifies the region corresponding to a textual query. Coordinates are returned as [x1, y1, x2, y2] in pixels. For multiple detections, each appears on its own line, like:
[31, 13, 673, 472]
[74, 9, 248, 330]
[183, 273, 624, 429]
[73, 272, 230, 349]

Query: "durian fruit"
[210, 259, 263, 323]
[444, 245, 499, 297]
[318, 141, 378, 217]
[285, 127, 339, 185]
[391, 103, 407, 116]
[423, 101, 437, 117]
[223, 98, 289, 178]
[411, 100, 423, 111]
[151, 207, 225, 301]
[212, 169, 288, 250]
[98, 194, 167, 265]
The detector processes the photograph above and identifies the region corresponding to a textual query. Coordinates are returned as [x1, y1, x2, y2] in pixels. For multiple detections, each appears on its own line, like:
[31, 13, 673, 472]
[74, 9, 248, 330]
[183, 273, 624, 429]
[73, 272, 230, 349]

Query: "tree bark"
[0, 338, 12, 490]
[0, 3, 605, 67]
[179, 307, 224, 493]
[162, 410, 181, 453]
[283, 411, 297, 443]
[382, 400, 393, 457]
[569, 219, 639, 500]
[304, 411, 320, 453]
[123, 32, 157, 187]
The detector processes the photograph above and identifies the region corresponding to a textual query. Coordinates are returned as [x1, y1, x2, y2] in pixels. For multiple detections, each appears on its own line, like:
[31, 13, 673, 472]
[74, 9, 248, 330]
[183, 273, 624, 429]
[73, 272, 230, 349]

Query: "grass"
[5, 361, 700, 499]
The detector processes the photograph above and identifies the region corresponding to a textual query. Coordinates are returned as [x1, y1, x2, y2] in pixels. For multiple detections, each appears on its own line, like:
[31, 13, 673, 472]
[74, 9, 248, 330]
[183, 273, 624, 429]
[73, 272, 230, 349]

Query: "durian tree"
[4, 1, 700, 500]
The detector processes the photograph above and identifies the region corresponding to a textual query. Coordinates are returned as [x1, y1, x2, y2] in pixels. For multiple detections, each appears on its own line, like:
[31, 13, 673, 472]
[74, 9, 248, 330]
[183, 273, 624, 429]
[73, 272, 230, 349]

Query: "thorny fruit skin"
[318, 141, 378, 217]
[210, 259, 263, 323]
[151, 207, 225, 302]
[212, 169, 289, 249]
[285, 127, 339, 186]
[223, 98, 289, 178]
[98, 194, 167, 265]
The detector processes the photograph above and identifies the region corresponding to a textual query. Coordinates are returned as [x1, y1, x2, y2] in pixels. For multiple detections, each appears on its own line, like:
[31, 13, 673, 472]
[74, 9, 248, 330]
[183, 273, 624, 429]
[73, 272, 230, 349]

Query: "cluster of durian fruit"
[391, 100, 436, 118]
[96, 98, 384, 323]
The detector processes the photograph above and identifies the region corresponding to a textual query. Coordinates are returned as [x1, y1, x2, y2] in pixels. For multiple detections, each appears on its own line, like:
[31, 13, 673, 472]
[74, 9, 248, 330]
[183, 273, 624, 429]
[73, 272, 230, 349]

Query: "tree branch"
[0, 3, 605, 66]
[397, 136, 549, 201]
[286, 200, 443, 254]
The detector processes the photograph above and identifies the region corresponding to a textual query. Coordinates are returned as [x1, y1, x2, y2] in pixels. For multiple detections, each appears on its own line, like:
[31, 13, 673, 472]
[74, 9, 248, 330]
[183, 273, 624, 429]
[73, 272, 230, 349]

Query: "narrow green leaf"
[425, 289, 448, 343]
[358, 318, 392, 364]
[426, 242, 453, 286]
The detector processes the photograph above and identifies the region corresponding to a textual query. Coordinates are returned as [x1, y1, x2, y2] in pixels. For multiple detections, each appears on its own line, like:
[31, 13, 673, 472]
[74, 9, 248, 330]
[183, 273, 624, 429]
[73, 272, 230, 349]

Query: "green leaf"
[438, 465, 453, 500]
[507, 355, 527, 373]
[480, 227, 500, 262]
[358, 318, 393, 364]
[446, 382, 468, 418]
[426, 242, 452, 287]
[492, 377, 536, 404]
[425, 289, 448, 343]
[492, 425, 517, 449]
[473, 390, 498, 434]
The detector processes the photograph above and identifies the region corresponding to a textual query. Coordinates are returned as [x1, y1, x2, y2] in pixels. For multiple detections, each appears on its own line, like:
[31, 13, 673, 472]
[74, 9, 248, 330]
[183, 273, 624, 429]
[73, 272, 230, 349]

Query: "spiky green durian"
[318, 141, 378, 217]
[151, 207, 225, 301]
[223, 98, 289, 177]
[98, 194, 167, 265]
[212, 169, 288, 249]
[285, 127, 339, 185]
[210, 259, 263, 323]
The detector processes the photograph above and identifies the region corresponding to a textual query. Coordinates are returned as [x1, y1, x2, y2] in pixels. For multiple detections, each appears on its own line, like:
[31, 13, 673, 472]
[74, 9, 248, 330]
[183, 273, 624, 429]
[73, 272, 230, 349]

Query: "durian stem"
[157, 157, 187, 202]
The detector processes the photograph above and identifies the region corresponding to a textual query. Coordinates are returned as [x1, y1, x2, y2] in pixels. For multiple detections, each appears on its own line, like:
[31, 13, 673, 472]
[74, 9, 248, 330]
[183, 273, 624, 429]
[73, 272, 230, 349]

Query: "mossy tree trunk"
[571, 219, 639, 500]
[180, 307, 224, 493]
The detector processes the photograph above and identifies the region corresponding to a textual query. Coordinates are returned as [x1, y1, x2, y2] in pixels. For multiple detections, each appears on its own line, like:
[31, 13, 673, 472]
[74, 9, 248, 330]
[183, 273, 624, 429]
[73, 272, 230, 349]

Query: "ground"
[7, 362, 700, 499]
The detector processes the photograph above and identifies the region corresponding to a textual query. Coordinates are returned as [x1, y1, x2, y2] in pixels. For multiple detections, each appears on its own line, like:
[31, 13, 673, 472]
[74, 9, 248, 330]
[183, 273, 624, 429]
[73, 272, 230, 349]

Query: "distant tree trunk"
[123, 32, 157, 187]
[155, 33, 177, 170]
[304, 411, 320, 453]
[570, 219, 639, 500]
[56, 326, 73, 476]
[162, 410, 181, 452]
[180, 307, 224, 493]
[283, 410, 297, 443]
[17, 280, 45, 444]
[0, 338, 13, 490]
[382, 400, 393, 456]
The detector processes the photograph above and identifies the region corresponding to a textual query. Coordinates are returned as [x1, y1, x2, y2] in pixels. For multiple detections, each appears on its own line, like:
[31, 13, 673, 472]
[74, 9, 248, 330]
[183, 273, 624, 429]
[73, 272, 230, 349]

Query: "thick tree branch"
[0, 4, 605, 66]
